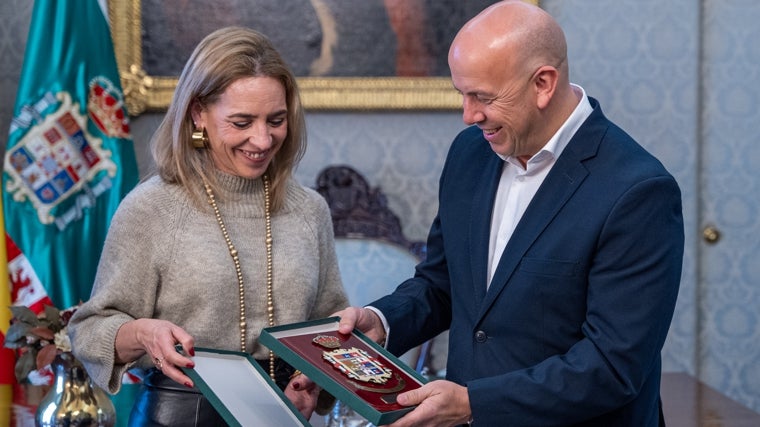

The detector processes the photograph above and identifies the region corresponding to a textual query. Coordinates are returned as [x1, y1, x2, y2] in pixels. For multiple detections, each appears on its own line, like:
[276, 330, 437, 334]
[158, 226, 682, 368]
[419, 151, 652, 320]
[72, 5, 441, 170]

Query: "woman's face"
[192, 76, 288, 179]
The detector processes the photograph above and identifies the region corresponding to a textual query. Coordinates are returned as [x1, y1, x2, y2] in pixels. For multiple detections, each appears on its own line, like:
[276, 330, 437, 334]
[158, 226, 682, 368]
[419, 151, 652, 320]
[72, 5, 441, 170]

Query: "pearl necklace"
[205, 174, 275, 381]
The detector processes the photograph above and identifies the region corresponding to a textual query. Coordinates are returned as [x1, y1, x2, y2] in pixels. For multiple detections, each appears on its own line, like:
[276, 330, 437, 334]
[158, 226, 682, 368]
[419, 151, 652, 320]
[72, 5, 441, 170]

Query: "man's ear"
[532, 65, 559, 110]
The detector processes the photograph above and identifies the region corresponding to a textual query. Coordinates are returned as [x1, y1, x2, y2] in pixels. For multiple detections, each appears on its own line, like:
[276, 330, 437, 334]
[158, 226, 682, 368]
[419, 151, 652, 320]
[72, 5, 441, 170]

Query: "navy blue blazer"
[371, 98, 684, 426]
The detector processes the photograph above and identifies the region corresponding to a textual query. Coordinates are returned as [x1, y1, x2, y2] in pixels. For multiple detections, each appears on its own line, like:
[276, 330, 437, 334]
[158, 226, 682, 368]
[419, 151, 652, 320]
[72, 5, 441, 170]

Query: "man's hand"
[333, 306, 386, 344]
[386, 380, 472, 427]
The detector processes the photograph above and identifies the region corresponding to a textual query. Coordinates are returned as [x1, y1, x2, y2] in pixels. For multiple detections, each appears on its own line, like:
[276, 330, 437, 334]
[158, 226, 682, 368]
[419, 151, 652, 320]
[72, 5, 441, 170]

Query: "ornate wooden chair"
[315, 164, 426, 306]
[315, 164, 426, 259]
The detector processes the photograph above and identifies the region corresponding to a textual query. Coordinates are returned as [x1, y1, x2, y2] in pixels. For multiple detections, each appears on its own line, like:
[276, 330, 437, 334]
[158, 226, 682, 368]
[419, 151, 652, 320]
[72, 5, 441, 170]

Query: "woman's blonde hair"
[149, 26, 306, 212]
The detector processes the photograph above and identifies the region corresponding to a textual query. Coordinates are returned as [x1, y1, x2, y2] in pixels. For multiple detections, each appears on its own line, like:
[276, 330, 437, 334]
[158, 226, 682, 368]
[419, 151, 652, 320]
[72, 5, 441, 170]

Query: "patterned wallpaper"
[1, 0, 758, 414]
[699, 0, 760, 409]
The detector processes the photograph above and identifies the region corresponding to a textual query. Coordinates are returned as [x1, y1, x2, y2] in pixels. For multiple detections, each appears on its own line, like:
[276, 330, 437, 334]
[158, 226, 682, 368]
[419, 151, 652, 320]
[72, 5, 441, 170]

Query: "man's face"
[449, 42, 540, 162]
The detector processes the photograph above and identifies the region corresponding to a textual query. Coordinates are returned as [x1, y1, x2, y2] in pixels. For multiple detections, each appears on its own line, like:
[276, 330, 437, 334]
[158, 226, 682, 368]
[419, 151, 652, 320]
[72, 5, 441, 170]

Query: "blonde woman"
[69, 27, 348, 426]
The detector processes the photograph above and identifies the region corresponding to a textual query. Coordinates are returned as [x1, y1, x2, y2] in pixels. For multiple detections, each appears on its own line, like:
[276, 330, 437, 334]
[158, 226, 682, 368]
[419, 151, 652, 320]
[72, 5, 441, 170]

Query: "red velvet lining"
[279, 332, 421, 411]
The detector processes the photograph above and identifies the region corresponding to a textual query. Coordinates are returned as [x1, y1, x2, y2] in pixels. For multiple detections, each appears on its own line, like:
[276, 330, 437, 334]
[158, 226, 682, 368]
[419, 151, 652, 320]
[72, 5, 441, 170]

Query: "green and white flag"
[3, 0, 139, 309]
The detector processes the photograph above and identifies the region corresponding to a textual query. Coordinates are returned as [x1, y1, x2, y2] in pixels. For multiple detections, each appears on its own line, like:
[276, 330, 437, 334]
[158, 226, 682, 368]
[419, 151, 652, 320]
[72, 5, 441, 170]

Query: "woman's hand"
[114, 318, 196, 387]
[284, 371, 321, 418]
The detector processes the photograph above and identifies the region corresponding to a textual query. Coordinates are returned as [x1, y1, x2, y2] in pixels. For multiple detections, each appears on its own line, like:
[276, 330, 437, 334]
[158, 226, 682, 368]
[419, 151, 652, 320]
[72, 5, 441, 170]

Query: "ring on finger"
[154, 356, 164, 370]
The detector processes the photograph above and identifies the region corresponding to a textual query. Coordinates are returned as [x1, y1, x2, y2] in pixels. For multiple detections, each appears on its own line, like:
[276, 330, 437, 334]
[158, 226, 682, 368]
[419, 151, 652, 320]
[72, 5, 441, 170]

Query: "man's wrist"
[364, 306, 390, 346]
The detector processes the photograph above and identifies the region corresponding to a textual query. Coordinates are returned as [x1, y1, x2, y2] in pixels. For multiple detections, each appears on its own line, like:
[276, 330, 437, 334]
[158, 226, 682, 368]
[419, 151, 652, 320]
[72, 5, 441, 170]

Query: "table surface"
[661, 372, 760, 427]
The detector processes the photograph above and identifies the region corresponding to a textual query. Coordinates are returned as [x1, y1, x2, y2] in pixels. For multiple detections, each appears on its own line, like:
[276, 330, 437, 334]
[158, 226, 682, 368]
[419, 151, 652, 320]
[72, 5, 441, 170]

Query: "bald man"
[336, 1, 683, 426]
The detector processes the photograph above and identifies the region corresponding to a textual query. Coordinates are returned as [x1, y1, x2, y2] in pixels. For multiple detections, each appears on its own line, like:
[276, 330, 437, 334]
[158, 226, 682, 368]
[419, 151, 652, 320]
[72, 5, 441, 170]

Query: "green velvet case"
[179, 347, 310, 427]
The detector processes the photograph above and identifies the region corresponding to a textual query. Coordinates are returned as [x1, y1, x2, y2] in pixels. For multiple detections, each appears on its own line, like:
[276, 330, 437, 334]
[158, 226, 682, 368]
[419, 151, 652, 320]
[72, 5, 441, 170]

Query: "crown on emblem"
[87, 76, 130, 138]
[313, 334, 342, 349]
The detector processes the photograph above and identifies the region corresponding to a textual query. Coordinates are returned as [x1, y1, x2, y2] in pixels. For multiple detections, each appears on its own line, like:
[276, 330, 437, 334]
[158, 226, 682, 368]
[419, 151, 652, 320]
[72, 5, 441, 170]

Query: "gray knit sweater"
[68, 173, 348, 393]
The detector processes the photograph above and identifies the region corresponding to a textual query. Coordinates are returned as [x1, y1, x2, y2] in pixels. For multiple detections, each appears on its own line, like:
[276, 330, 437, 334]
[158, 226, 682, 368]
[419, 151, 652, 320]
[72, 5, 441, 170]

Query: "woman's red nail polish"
[292, 382, 300, 390]
[184, 382, 192, 388]
[186, 362, 195, 369]
[189, 348, 195, 356]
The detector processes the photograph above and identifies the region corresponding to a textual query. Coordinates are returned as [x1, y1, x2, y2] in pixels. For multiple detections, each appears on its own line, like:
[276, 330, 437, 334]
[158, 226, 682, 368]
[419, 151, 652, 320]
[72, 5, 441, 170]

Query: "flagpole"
[1, 199, 14, 427]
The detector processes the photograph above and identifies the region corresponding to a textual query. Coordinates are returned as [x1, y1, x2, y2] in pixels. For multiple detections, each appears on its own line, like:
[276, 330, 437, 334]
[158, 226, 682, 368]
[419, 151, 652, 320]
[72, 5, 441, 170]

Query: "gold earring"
[191, 128, 210, 149]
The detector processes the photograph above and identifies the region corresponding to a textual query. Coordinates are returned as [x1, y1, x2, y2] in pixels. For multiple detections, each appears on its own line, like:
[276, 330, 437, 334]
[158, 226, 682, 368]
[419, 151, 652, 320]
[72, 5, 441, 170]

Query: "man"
[336, 1, 684, 426]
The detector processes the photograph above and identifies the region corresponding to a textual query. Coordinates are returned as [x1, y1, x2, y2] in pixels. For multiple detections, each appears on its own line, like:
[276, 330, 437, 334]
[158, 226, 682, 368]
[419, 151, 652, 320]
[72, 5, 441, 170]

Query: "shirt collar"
[500, 84, 593, 167]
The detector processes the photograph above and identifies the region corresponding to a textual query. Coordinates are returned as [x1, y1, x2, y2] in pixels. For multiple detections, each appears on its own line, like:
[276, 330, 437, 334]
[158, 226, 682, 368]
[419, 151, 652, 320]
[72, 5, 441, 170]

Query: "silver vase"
[324, 400, 374, 427]
[35, 352, 116, 427]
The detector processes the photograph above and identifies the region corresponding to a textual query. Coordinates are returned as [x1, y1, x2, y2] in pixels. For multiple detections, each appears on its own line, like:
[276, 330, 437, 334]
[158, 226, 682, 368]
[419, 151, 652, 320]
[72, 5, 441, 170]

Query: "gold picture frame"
[109, 0, 537, 115]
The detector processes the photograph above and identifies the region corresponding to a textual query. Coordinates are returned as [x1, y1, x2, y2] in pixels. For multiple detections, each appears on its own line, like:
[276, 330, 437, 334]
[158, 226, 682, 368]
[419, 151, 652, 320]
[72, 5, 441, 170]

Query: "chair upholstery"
[332, 239, 420, 308]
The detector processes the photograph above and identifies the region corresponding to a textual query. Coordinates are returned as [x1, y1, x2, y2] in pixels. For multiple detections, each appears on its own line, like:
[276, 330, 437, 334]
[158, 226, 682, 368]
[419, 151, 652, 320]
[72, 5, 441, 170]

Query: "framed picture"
[108, 0, 538, 114]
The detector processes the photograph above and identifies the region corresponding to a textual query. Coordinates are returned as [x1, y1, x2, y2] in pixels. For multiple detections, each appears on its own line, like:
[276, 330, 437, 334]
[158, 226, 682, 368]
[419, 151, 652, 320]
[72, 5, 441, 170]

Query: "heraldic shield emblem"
[5, 89, 117, 225]
[323, 346, 393, 384]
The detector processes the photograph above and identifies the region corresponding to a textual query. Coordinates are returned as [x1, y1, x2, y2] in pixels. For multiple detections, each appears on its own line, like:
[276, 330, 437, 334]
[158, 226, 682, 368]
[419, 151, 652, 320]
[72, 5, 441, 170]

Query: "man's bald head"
[447, 1, 579, 161]
[449, 0, 568, 81]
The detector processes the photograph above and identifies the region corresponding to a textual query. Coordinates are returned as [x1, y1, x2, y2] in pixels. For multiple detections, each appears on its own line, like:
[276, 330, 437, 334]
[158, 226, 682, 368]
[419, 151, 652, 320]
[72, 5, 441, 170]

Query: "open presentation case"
[179, 347, 310, 427]
[260, 317, 427, 426]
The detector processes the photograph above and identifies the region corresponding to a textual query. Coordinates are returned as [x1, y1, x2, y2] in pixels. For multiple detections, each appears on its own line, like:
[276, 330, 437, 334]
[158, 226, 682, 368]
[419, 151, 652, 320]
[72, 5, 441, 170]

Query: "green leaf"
[3, 323, 32, 348]
[9, 306, 38, 325]
[43, 305, 61, 330]
[15, 350, 36, 383]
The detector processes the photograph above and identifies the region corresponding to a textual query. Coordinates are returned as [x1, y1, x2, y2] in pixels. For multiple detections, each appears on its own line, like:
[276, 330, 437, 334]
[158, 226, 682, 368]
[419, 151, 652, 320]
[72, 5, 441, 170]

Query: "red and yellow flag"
[1, 201, 13, 427]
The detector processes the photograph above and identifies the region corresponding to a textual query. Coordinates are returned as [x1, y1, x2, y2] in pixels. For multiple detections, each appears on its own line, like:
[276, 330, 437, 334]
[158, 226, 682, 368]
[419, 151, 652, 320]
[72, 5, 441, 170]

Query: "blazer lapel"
[477, 106, 607, 320]
[469, 156, 504, 304]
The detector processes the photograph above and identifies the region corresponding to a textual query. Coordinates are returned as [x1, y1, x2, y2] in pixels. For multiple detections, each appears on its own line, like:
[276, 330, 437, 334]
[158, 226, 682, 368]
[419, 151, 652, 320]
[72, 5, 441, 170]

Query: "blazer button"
[475, 330, 487, 343]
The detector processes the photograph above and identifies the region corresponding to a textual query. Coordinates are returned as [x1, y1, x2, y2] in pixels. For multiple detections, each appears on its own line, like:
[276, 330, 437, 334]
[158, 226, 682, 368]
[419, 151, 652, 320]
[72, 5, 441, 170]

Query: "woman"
[68, 27, 348, 425]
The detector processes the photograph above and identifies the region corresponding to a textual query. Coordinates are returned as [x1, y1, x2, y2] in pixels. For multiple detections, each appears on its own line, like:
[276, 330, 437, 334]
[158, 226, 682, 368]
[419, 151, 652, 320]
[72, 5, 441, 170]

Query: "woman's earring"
[191, 127, 210, 149]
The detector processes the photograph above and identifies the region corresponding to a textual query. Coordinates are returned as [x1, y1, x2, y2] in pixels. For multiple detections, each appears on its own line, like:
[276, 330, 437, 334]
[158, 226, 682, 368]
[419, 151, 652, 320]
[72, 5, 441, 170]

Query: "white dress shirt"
[487, 84, 593, 287]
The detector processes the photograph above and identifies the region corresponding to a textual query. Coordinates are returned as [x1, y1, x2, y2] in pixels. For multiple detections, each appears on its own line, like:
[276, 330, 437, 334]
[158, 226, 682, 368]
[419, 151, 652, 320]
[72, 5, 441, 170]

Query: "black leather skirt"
[128, 358, 296, 427]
